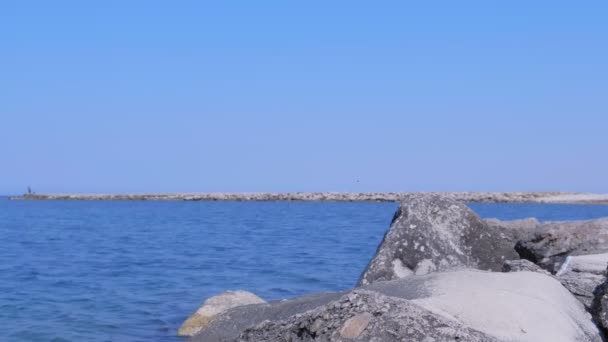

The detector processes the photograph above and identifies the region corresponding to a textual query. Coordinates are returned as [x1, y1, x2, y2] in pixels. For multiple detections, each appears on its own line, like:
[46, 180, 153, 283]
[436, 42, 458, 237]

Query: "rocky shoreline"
[9, 191, 608, 203]
[177, 193, 608, 341]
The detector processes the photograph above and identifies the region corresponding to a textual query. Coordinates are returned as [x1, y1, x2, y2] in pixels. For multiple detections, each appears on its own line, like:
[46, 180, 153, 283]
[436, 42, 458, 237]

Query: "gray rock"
[592, 279, 608, 332]
[357, 194, 519, 285]
[187, 271, 603, 342]
[237, 290, 498, 342]
[188, 291, 346, 342]
[497, 218, 608, 309]
[556, 254, 608, 310]
[559, 272, 605, 308]
[514, 218, 608, 272]
[503, 254, 608, 309]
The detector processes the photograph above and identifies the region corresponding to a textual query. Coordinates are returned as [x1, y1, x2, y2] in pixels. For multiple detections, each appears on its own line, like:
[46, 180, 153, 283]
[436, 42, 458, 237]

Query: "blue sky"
[1, 1, 607, 194]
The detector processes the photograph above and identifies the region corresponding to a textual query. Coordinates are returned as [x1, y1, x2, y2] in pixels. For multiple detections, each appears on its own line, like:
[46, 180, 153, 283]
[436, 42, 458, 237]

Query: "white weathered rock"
[400, 271, 602, 342]
[567, 254, 608, 275]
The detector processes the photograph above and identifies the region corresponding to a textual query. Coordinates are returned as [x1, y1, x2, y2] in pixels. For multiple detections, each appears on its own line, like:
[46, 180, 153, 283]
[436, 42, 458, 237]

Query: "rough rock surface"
[560, 272, 606, 309]
[186, 271, 603, 342]
[189, 292, 346, 342]
[563, 254, 608, 275]
[237, 290, 498, 342]
[587, 257, 608, 332]
[358, 194, 518, 285]
[592, 278, 608, 332]
[177, 290, 266, 336]
[556, 254, 608, 309]
[515, 218, 608, 272]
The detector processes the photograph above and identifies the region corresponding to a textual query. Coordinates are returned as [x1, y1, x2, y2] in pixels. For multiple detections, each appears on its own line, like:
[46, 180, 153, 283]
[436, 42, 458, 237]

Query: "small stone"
[339, 312, 373, 338]
[310, 318, 324, 333]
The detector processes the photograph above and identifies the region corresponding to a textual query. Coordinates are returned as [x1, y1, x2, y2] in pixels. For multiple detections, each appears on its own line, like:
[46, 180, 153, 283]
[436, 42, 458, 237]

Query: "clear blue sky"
[1, 1, 607, 195]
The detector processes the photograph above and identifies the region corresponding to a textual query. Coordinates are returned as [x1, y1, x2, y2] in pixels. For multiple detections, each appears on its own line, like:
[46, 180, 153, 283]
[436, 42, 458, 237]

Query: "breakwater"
[9, 192, 608, 203]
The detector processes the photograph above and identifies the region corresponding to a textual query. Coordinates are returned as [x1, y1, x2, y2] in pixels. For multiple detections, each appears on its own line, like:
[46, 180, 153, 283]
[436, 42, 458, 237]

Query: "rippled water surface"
[2, 198, 608, 341]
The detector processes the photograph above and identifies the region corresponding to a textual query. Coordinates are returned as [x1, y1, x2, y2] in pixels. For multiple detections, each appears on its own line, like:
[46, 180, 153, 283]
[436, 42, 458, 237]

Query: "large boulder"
[367, 270, 602, 342]
[357, 194, 518, 285]
[238, 289, 498, 342]
[185, 270, 602, 342]
[514, 218, 608, 272]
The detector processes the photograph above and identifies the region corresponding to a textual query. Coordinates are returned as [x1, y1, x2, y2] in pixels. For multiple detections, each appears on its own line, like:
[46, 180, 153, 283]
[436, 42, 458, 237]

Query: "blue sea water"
[2, 198, 608, 342]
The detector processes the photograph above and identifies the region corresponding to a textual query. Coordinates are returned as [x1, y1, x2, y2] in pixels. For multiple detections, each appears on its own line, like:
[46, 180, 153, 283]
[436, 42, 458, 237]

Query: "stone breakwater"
[9, 191, 608, 203]
[177, 193, 608, 342]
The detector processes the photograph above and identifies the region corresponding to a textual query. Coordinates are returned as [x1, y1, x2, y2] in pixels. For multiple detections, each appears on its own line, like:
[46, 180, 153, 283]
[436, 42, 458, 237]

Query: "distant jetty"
[8, 192, 608, 203]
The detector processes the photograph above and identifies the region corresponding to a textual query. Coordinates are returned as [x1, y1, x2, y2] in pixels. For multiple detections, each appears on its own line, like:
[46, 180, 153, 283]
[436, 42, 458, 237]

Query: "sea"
[2, 197, 608, 342]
